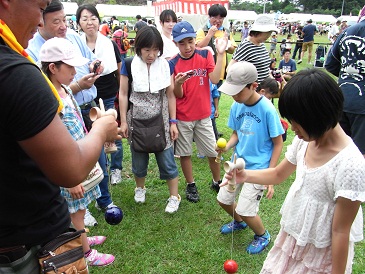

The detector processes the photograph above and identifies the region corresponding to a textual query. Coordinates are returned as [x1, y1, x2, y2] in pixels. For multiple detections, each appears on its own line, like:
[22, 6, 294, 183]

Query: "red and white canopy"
[153, 0, 229, 16]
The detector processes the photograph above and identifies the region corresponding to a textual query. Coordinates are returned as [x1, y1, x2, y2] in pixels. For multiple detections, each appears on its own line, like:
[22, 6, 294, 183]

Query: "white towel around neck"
[131, 55, 171, 93]
[81, 32, 117, 76]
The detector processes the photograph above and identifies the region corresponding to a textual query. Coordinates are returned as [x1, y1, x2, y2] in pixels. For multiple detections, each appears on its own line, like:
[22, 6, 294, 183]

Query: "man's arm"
[19, 114, 120, 188]
[325, 32, 344, 77]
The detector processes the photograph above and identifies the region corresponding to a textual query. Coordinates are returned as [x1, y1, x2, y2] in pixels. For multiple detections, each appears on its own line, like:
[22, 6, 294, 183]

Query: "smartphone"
[93, 61, 101, 75]
[184, 70, 194, 76]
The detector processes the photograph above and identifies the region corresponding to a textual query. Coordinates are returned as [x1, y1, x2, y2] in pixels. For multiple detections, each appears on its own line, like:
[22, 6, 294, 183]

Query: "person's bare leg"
[241, 215, 266, 236]
[70, 209, 89, 253]
[180, 156, 194, 183]
[135, 176, 145, 188]
[208, 156, 221, 182]
[218, 201, 244, 222]
[167, 177, 179, 197]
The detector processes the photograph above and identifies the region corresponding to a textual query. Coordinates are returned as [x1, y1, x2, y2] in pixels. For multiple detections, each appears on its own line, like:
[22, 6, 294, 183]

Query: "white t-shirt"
[160, 34, 179, 60]
[328, 24, 339, 40]
[280, 136, 365, 248]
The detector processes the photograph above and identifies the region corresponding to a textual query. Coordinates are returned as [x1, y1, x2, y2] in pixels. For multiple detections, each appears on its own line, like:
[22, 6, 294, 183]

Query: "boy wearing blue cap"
[168, 21, 227, 202]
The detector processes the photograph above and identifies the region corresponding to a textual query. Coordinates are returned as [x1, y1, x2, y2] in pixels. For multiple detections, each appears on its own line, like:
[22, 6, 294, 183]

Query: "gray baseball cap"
[219, 62, 258, 96]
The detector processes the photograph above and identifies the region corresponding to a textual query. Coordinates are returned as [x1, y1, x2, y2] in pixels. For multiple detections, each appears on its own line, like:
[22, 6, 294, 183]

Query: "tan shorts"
[175, 117, 217, 157]
[217, 182, 265, 217]
[302, 41, 314, 54]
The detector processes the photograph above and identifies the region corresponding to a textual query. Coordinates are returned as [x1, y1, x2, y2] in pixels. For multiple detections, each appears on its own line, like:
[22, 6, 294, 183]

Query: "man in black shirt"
[0, 1, 120, 272]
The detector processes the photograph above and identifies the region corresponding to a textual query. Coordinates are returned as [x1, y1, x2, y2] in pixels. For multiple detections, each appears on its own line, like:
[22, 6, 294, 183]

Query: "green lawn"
[89, 33, 365, 273]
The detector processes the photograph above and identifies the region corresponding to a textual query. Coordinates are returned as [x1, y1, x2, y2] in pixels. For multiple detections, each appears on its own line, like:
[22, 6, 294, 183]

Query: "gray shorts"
[175, 117, 218, 157]
[217, 183, 265, 217]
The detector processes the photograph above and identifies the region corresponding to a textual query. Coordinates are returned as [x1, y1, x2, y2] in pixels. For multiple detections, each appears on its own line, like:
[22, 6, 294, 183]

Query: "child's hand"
[119, 121, 129, 138]
[169, 124, 179, 141]
[265, 185, 274, 199]
[215, 143, 228, 153]
[68, 184, 85, 200]
[214, 36, 228, 54]
[214, 109, 219, 118]
[174, 72, 191, 86]
[220, 169, 247, 186]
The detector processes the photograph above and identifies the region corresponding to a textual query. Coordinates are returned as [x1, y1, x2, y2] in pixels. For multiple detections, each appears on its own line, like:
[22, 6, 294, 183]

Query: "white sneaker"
[134, 187, 146, 203]
[84, 208, 98, 227]
[297, 59, 302, 64]
[95, 202, 115, 212]
[165, 194, 181, 213]
[110, 169, 121, 185]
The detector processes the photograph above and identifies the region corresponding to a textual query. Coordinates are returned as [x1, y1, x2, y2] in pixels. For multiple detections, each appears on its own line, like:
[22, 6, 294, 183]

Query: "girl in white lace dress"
[224, 69, 365, 273]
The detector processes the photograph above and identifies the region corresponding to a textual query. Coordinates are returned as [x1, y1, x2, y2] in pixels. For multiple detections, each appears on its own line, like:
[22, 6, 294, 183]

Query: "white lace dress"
[260, 136, 365, 274]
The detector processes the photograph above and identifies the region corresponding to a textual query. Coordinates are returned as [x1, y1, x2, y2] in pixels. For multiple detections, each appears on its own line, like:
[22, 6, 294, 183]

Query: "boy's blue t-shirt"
[228, 96, 284, 170]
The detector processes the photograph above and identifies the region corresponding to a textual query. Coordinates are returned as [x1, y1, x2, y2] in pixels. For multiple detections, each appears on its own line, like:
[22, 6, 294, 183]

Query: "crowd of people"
[0, 0, 364, 273]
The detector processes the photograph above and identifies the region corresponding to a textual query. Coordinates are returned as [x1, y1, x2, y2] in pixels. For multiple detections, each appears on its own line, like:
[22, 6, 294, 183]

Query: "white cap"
[39, 37, 89, 67]
[218, 62, 258, 96]
[250, 15, 279, 33]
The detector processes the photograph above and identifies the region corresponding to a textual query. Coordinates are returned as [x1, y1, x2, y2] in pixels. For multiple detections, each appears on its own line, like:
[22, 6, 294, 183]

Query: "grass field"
[88, 33, 365, 273]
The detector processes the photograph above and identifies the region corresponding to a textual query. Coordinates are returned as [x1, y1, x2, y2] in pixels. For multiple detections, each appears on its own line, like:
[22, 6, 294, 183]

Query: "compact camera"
[93, 61, 101, 75]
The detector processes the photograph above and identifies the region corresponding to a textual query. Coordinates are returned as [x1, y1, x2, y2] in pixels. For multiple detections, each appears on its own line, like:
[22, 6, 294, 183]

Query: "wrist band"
[169, 119, 178, 124]
[75, 81, 82, 91]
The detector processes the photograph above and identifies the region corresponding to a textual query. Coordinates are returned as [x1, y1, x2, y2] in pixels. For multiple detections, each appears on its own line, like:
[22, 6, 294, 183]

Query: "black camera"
[273, 69, 281, 79]
[93, 61, 101, 75]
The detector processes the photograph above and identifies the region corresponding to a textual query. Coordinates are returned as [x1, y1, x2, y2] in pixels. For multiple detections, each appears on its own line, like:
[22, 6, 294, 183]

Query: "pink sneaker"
[87, 236, 107, 247]
[86, 249, 115, 267]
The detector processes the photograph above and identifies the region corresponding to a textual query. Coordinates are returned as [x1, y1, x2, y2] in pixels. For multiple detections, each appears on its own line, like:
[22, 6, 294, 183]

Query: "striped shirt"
[232, 39, 271, 83]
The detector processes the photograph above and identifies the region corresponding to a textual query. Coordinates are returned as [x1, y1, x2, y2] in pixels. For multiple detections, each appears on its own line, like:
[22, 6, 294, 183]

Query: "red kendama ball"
[223, 259, 238, 273]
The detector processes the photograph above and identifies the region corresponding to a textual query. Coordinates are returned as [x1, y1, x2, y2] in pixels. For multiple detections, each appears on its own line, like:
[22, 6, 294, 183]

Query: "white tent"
[281, 13, 337, 24]
[227, 10, 258, 22]
[61, 2, 78, 15]
[337, 15, 358, 26]
[153, 0, 229, 16]
[95, 4, 150, 17]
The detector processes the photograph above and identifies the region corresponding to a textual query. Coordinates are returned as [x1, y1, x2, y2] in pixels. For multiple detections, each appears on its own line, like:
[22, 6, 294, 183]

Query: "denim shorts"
[131, 146, 178, 180]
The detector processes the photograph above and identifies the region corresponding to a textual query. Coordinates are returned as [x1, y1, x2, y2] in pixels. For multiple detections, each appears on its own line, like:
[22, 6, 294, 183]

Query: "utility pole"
[341, 0, 345, 16]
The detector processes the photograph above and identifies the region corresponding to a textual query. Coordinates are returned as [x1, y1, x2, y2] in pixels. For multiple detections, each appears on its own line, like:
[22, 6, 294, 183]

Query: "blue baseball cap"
[172, 21, 196, 42]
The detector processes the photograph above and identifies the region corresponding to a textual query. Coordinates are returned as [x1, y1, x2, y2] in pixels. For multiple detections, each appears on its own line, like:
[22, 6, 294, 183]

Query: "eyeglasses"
[210, 16, 225, 21]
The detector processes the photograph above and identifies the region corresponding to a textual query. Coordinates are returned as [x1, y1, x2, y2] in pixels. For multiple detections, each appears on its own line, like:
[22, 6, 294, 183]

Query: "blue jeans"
[81, 107, 113, 208]
[102, 97, 123, 171]
[131, 146, 178, 180]
[292, 44, 302, 59]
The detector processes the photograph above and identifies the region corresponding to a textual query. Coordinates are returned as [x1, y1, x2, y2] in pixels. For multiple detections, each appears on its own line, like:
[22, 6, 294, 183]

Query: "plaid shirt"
[60, 85, 86, 141]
